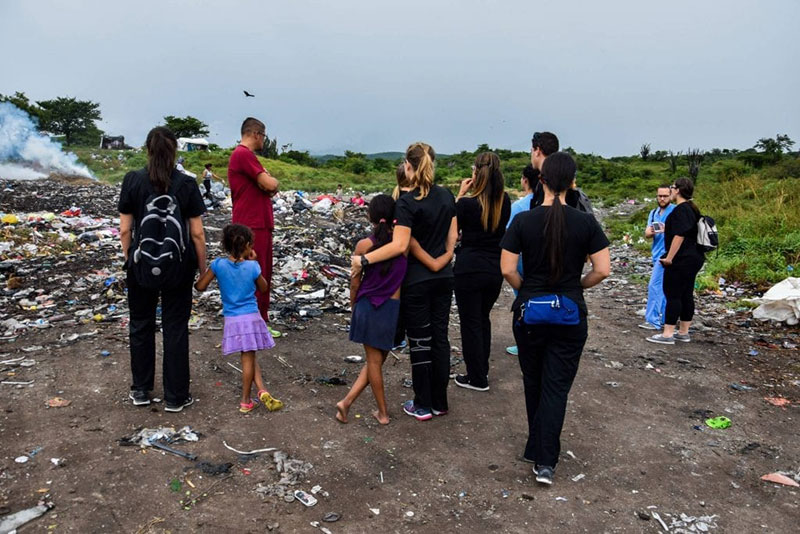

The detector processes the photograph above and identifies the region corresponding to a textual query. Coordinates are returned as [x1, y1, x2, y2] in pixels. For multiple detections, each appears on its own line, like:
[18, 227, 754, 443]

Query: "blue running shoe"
[402, 400, 432, 421]
[506, 346, 518, 356]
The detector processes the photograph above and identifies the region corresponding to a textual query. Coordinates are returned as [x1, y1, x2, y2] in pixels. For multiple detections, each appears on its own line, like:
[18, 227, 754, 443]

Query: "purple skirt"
[222, 312, 275, 355]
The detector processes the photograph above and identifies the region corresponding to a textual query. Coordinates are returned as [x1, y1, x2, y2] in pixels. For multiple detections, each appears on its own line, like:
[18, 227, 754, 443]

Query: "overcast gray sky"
[2, 0, 798, 156]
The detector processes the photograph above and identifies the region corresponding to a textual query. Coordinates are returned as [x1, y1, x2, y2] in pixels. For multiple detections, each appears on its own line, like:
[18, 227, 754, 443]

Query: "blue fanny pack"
[521, 294, 580, 326]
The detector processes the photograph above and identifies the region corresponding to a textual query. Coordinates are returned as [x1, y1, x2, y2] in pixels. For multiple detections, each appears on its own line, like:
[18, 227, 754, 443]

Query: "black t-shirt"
[454, 193, 511, 275]
[501, 205, 609, 313]
[118, 168, 206, 267]
[394, 184, 456, 286]
[664, 201, 704, 265]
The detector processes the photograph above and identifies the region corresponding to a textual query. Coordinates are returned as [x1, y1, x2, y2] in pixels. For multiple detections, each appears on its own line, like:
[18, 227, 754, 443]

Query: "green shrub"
[711, 159, 748, 181]
[762, 157, 800, 180]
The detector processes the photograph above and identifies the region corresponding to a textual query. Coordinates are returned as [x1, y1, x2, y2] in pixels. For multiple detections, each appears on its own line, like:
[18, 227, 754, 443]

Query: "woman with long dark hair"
[351, 142, 457, 421]
[452, 152, 511, 391]
[646, 177, 705, 345]
[500, 152, 610, 485]
[118, 126, 207, 412]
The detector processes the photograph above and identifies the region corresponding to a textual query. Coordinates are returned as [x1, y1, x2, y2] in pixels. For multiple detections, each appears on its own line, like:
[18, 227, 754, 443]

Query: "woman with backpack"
[646, 177, 705, 345]
[118, 126, 207, 412]
[500, 152, 610, 486]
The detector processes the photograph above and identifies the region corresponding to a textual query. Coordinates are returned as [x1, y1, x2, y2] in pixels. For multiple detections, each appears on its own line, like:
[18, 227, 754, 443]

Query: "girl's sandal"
[268, 327, 282, 339]
[239, 399, 258, 413]
[258, 390, 284, 412]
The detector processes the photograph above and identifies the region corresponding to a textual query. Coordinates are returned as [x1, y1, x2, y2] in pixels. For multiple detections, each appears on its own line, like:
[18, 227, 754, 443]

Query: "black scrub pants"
[402, 278, 454, 412]
[662, 257, 704, 325]
[454, 271, 503, 388]
[127, 270, 194, 405]
[512, 311, 588, 467]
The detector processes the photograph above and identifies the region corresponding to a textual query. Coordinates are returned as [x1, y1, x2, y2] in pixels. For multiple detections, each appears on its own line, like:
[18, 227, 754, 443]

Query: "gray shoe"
[674, 333, 691, 343]
[637, 322, 658, 330]
[534, 465, 555, 485]
[646, 334, 675, 345]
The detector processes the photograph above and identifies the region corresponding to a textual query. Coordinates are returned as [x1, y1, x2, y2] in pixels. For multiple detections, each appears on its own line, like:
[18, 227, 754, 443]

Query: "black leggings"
[662, 259, 703, 325]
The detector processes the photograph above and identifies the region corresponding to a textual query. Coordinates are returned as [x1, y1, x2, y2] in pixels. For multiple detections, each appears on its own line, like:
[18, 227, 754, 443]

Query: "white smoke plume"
[0, 101, 94, 180]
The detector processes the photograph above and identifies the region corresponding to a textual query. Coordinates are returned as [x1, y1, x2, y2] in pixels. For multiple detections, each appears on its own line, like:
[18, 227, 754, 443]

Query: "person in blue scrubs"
[639, 185, 675, 330]
[505, 164, 539, 356]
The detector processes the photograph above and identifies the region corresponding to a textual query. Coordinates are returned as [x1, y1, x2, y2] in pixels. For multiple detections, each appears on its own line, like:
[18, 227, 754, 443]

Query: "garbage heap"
[0, 179, 370, 343]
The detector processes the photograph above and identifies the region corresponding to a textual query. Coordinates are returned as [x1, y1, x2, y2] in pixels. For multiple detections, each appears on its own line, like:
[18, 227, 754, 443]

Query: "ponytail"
[366, 194, 397, 275]
[540, 152, 577, 285]
[544, 194, 566, 284]
[405, 142, 435, 200]
[145, 126, 177, 194]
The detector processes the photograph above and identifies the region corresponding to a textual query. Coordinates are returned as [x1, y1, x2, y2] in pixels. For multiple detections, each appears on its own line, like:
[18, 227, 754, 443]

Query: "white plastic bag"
[752, 277, 800, 325]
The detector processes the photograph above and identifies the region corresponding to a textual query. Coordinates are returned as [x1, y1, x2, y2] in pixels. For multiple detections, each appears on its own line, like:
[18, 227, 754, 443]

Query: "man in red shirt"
[228, 117, 279, 322]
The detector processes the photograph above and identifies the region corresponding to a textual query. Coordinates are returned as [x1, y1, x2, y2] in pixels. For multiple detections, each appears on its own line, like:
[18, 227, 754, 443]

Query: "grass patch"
[605, 172, 800, 289]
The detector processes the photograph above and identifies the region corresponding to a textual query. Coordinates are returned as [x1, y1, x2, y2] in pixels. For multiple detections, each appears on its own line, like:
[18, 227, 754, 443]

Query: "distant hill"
[313, 152, 405, 163]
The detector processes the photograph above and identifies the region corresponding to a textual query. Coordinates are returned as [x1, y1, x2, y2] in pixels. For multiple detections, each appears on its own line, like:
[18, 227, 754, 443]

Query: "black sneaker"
[454, 374, 489, 392]
[534, 465, 554, 485]
[129, 390, 151, 406]
[165, 396, 194, 413]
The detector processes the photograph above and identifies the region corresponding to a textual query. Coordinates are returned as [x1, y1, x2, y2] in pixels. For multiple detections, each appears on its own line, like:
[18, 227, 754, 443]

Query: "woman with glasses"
[452, 152, 511, 392]
[646, 177, 705, 345]
[500, 152, 610, 486]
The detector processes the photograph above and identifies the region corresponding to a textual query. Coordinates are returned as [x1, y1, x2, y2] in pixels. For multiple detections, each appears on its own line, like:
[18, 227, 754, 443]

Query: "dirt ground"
[1, 179, 798, 533]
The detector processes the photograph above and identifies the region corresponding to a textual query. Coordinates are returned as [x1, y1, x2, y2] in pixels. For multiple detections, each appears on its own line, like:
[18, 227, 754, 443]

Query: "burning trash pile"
[0, 178, 368, 344]
[0, 102, 94, 181]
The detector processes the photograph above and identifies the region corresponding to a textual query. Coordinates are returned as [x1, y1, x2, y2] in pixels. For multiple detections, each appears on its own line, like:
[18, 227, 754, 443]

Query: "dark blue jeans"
[402, 278, 454, 412]
[512, 310, 588, 467]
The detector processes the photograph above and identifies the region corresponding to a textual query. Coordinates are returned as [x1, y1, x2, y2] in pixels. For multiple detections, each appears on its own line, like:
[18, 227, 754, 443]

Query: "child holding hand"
[195, 224, 284, 413]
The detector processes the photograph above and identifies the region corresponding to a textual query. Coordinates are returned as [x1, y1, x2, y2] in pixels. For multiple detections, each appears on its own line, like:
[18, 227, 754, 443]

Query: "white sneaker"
[637, 323, 658, 330]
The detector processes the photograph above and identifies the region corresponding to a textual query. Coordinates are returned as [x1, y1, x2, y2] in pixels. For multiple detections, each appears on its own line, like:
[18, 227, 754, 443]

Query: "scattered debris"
[256, 451, 314, 499]
[0, 500, 54, 533]
[752, 277, 800, 325]
[761, 472, 800, 487]
[222, 441, 276, 455]
[764, 396, 791, 408]
[46, 396, 71, 408]
[705, 416, 731, 429]
[295, 490, 318, 507]
[119, 426, 199, 447]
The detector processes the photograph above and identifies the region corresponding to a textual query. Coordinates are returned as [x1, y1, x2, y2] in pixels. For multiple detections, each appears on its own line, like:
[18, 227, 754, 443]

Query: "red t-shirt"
[228, 145, 274, 230]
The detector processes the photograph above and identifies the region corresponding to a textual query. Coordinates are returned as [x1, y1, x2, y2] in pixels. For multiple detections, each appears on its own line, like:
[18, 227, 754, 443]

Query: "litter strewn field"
[0, 178, 798, 532]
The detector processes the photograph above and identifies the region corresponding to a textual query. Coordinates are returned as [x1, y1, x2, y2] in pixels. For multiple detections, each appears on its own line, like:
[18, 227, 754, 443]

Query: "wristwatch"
[360, 255, 370, 268]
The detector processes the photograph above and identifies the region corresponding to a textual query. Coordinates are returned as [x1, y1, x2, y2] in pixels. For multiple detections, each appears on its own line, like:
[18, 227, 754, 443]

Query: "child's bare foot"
[335, 401, 349, 423]
[372, 410, 390, 425]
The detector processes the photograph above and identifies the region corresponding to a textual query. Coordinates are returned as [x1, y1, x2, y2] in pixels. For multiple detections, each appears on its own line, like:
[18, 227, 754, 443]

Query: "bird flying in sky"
[243, 90, 255, 97]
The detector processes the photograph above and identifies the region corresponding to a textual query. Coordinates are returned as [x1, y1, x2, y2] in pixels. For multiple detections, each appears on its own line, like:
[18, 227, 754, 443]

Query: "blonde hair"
[469, 152, 505, 231]
[392, 162, 411, 200]
[405, 142, 435, 200]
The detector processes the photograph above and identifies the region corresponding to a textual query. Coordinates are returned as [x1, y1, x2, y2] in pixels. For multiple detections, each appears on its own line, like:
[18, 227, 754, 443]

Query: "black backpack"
[131, 180, 188, 289]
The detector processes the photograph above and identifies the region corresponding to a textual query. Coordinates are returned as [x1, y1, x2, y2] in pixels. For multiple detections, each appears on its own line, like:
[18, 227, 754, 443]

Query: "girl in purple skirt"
[195, 224, 284, 413]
